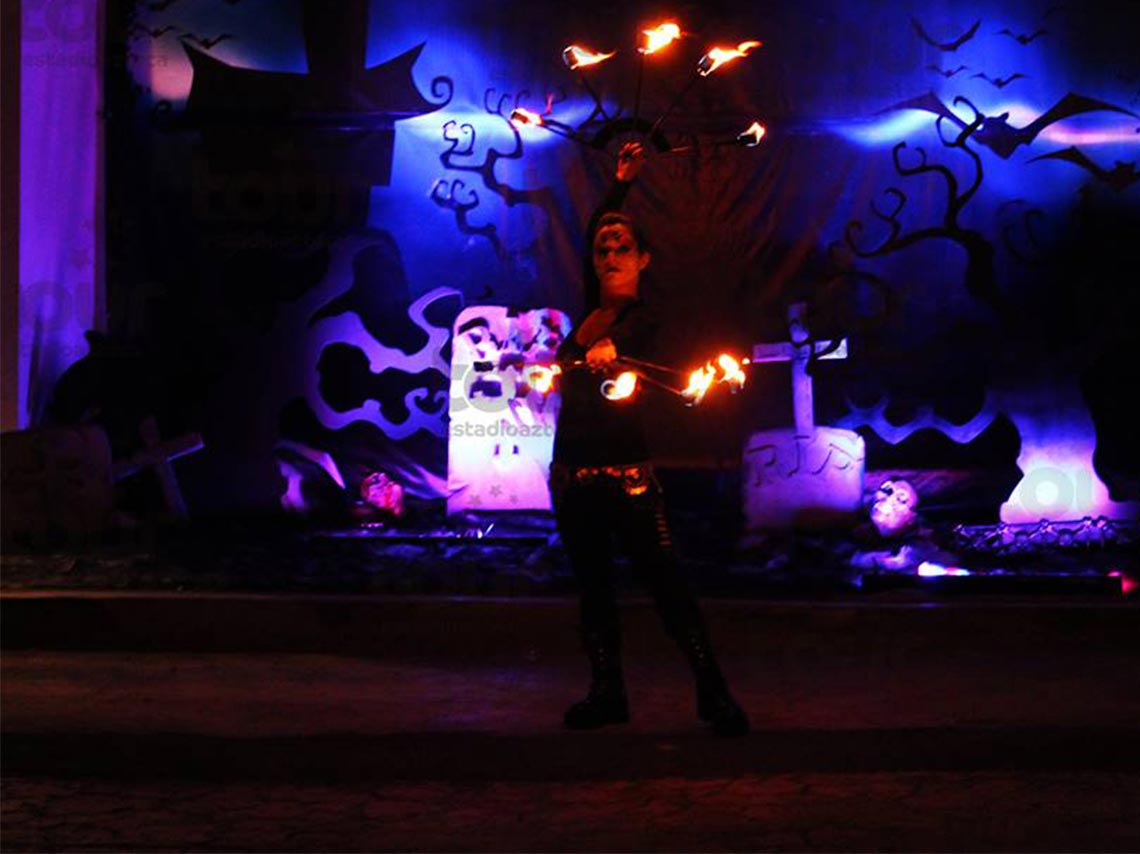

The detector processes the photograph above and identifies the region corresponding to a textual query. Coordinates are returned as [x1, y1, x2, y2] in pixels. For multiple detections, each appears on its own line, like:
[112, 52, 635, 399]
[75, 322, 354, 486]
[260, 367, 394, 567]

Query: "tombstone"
[0, 425, 116, 545]
[446, 306, 571, 514]
[741, 303, 865, 536]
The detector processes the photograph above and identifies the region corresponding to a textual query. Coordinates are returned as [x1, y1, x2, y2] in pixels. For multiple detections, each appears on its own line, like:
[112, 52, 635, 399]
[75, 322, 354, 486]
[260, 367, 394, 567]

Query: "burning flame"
[640, 22, 682, 55]
[526, 364, 561, 395]
[737, 121, 766, 146]
[682, 354, 748, 404]
[682, 364, 717, 405]
[697, 40, 762, 76]
[510, 107, 544, 128]
[716, 354, 747, 390]
[602, 371, 639, 401]
[562, 44, 616, 69]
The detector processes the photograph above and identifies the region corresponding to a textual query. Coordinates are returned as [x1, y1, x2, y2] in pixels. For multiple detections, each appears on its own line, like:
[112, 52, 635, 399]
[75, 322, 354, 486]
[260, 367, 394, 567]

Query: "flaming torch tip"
[526, 364, 561, 395]
[602, 371, 639, 401]
[562, 44, 616, 70]
[737, 121, 767, 146]
[681, 353, 748, 405]
[509, 107, 544, 128]
[697, 40, 762, 76]
[639, 21, 682, 55]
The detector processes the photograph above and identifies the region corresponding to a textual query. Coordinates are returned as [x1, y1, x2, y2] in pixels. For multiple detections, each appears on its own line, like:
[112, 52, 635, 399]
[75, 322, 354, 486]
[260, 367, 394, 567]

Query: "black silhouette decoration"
[431, 177, 500, 254]
[997, 27, 1048, 45]
[429, 89, 558, 257]
[1030, 147, 1140, 191]
[130, 23, 177, 38]
[180, 32, 234, 50]
[997, 199, 1046, 266]
[310, 237, 430, 354]
[927, 65, 968, 78]
[846, 99, 1006, 318]
[971, 72, 1026, 89]
[879, 92, 1138, 158]
[179, 0, 449, 193]
[910, 18, 980, 52]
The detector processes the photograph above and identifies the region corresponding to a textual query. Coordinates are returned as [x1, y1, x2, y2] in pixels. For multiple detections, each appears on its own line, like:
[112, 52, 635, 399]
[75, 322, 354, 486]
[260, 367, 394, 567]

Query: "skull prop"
[870, 478, 919, 538]
[361, 471, 405, 517]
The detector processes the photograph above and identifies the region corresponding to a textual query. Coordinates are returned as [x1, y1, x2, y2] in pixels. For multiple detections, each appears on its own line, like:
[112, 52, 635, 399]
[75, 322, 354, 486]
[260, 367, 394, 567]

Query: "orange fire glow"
[526, 364, 561, 395]
[562, 44, 616, 69]
[682, 364, 717, 405]
[697, 40, 762, 76]
[602, 371, 639, 401]
[509, 107, 545, 128]
[738, 121, 767, 146]
[640, 22, 682, 55]
[682, 354, 748, 404]
[716, 354, 747, 390]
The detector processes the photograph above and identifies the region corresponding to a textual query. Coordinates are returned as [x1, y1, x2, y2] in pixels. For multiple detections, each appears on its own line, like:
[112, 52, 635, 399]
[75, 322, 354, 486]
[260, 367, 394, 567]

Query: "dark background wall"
[77, 0, 1140, 519]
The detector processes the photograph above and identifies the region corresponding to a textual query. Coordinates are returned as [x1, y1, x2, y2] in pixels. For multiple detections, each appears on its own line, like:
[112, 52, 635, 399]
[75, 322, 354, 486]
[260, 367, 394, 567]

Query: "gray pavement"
[3, 593, 1140, 851]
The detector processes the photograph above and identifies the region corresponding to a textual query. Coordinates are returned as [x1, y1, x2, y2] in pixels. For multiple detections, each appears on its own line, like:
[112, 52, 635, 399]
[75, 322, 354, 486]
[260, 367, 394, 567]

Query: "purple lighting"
[999, 384, 1140, 525]
[917, 562, 970, 578]
[18, 0, 102, 426]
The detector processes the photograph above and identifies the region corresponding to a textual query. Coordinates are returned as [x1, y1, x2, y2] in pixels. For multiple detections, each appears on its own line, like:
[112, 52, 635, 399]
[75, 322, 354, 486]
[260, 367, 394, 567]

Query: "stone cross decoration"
[740, 302, 865, 534]
[750, 302, 848, 436]
[111, 417, 205, 520]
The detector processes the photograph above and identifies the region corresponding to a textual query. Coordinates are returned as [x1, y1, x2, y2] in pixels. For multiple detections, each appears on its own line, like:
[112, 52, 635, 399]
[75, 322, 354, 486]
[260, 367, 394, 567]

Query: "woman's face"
[593, 223, 649, 302]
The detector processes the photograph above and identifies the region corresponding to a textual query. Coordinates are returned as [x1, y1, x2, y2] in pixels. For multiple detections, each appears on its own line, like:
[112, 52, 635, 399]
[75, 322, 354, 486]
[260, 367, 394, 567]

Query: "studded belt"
[550, 462, 653, 497]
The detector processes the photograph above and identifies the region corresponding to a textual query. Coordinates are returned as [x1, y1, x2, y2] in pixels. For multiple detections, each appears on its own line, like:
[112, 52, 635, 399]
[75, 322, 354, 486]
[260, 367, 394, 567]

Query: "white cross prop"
[750, 303, 848, 436]
[111, 416, 205, 519]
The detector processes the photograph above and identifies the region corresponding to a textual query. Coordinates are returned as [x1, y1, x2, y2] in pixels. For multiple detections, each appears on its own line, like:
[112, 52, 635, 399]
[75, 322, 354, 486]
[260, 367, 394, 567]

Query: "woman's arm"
[581, 143, 647, 293]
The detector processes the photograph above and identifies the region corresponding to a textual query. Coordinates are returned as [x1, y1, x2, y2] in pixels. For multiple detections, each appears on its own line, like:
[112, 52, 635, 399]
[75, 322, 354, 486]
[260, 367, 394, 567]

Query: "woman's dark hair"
[582, 211, 651, 310]
[594, 211, 650, 253]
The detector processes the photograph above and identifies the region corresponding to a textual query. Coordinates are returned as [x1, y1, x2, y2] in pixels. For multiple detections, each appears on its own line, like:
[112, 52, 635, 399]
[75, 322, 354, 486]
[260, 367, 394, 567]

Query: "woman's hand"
[586, 338, 618, 369]
[615, 141, 646, 182]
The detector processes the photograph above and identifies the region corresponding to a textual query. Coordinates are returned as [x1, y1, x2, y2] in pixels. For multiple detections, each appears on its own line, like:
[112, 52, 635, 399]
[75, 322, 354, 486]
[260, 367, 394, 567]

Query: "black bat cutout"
[997, 27, 1048, 45]
[180, 33, 234, 49]
[878, 91, 1139, 159]
[130, 23, 177, 38]
[910, 17, 981, 52]
[971, 72, 1027, 89]
[1029, 147, 1140, 191]
[927, 64, 968, 78]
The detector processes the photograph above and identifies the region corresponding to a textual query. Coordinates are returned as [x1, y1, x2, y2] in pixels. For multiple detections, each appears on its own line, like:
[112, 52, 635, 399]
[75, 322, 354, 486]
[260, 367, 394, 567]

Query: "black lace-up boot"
[679, 632, 749, 737]
[564, 633, 629, 729]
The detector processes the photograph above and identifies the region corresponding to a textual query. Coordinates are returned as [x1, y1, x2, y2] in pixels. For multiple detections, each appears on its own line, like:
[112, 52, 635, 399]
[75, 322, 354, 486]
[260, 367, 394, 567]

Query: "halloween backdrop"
[50, 0, 1139, 521]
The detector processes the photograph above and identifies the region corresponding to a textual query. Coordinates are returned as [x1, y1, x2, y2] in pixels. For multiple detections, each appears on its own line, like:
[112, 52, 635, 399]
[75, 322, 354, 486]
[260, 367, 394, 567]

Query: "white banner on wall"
[446, 305, 571, 514]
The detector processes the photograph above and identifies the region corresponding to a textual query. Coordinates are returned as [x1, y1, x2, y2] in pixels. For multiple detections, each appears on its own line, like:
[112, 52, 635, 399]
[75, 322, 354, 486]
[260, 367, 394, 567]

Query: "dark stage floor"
[3, 485, 1138, 851]
[3, 593, 1140, 852]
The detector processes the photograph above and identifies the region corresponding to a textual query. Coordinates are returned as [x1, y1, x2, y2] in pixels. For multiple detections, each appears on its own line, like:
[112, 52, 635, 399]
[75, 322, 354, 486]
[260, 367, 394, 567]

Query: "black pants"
[550, 463, 709, 652]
